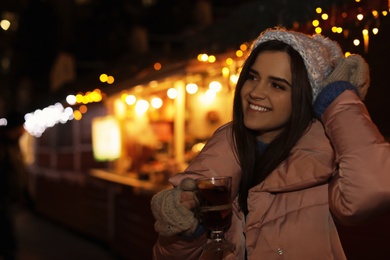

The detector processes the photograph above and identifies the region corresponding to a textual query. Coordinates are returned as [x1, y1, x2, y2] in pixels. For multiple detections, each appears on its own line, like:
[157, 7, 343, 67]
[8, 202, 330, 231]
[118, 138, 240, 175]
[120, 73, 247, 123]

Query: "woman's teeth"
[249, 104, 270, 112]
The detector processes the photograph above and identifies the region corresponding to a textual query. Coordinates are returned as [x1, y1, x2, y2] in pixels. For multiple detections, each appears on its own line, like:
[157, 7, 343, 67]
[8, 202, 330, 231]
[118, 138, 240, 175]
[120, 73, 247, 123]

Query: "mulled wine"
[197, 178, 232, 230]
[196, 176, 235, 253]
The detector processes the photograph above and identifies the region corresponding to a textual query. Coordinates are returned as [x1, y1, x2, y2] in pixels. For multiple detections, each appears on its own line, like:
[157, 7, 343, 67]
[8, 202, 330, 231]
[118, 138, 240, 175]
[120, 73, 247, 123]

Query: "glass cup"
[196, 176, 235, 255]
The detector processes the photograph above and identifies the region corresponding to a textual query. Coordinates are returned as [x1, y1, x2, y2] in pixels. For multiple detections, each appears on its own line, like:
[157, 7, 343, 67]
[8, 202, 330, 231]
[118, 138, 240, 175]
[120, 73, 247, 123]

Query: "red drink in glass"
[198, 184, 232, 230]
[196, 176, 235, 253]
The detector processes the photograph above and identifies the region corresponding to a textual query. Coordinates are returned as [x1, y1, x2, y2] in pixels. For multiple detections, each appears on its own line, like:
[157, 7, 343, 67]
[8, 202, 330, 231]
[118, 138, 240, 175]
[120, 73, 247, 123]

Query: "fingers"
[180, 191, 198, 210]
[344, 54, 370, 98]
[179, 178, 198, 209]
[180, 177, 196, 191]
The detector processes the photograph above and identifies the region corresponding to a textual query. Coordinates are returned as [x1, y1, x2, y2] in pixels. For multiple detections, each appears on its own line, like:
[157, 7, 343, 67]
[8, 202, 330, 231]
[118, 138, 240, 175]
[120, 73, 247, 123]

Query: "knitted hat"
[252, 27, 344, 102]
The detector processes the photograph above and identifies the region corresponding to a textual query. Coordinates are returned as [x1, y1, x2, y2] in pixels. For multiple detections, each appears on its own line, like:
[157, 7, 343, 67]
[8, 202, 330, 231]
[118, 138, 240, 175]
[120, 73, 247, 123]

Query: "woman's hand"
[180, 191, 198, 210]
[323, 54, 370, 99]
[180, 178, 198, 210]
[151, 178, 199, 236]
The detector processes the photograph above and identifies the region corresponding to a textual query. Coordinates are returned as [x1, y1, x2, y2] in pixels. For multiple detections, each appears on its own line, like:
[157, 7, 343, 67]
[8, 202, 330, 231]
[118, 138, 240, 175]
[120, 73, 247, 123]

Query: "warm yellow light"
[331, 26, 337, 33]
[353, 39, 360, 46]
[236, 50, 243, 57]
[91, 90, 102, 102]
[372, 28, 379, 35]
[316, 7, 322, 14]
[345, 52, 351, 57]
[208, 55, 216, 63]
[312, 20, 320, 27]
[0, 19, 11, 31]
[198, 54, 208, 62]
[107, 76, 115, 84]
[372, 10, 379, 18]
[205, 89, 216, 99]
[149, 81, 158, 88]
[321, 13, 329, 20]
[357, 14, 364, 20]
[167, 88, 177, 99]
[336, 27, 343, 33]
[362, 29, 369, 53]
[151, 97, 163, 109]
[192, 142, 205, 153]
[92, 116, 121, 161]
[226, 58, 233, 65]
[135, 100, 149, 115]
[240, 43, 248, 51]
[73, 110, 82, 120]
[230, 74, 238, 84]
[382, 11, 388, 16]
[114, 99, 126, 119]
[76, 94, 83, 104]
[209, 81, 222, 92]
[99, 74, 108, 82]
[82, 96, 89, 104]
[199, 89, 216, 104]
[79, 105, 88, 114]
[186, 83, 198, 94]
[154, 62, 162, 70]
[125, 94, 136, 105]
[315, 27, 322, 34]
[222, 67, 230, 77]
[85, 91, 92, 102]
[121, 93, 127, 102]
[355, 0, 361, 2]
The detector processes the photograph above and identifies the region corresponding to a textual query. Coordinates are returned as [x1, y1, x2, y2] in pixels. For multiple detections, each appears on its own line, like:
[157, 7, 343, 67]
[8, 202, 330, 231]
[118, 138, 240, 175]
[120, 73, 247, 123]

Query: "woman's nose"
[249, 83, 267, 100]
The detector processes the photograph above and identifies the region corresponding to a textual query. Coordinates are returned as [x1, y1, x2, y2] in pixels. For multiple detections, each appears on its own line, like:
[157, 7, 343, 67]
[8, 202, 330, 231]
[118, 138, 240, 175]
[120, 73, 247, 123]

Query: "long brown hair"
[232, 40, 314, 215]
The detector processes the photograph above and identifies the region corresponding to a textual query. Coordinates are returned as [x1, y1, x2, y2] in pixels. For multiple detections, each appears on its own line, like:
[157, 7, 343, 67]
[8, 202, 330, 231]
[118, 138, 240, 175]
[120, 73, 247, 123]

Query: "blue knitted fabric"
[258, 141, 268, 155]
[179, 223, 206, 240]
[314, 81, 359, 118]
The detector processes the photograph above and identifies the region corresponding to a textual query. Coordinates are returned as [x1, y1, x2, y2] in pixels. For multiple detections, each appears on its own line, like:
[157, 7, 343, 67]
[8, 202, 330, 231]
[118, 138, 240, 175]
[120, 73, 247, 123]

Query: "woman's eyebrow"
[269, 76, 292, 87]
[248, 68, 258, 75]
[249, 68, 292, 87]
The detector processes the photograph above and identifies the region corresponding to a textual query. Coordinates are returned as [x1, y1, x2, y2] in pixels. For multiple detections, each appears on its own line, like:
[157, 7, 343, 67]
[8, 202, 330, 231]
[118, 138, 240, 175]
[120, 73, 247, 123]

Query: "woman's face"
[241, 50, 292, 143]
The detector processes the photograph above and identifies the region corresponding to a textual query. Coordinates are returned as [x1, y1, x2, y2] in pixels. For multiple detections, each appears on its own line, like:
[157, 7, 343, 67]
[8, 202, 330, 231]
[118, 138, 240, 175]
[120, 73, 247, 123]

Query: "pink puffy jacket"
[153, 90, 390, 259]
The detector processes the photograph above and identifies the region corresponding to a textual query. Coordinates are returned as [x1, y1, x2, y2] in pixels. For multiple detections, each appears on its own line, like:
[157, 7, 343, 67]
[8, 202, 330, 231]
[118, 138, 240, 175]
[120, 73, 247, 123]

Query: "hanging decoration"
[298, 0, 389, 54]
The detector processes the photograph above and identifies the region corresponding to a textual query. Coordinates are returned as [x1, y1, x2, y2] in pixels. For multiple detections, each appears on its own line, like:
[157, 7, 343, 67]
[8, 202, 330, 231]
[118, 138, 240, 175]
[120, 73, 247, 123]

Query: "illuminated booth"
[89, 49, 247, 184]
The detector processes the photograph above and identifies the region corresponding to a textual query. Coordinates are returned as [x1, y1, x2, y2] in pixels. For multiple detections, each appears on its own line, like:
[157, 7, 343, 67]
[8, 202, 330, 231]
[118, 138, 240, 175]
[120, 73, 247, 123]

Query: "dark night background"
[0, 0, 389, 137]
[0, 1, 390, 259]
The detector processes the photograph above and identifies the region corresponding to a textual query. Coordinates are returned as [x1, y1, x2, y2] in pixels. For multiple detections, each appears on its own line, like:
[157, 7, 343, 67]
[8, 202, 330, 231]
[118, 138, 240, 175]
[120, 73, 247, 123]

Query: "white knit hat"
[253, 27, 344, 101]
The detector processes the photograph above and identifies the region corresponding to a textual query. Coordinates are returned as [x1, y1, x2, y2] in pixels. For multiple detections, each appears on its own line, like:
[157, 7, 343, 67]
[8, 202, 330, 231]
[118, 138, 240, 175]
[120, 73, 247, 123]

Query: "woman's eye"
[272, 82, 285, 90]
[247, 74, 257, 81]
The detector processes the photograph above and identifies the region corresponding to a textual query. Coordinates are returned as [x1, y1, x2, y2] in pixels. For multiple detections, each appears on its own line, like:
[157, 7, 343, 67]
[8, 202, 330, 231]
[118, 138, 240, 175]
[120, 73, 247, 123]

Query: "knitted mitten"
[323, 54, 370, 99]
[151, 178, 198, 236]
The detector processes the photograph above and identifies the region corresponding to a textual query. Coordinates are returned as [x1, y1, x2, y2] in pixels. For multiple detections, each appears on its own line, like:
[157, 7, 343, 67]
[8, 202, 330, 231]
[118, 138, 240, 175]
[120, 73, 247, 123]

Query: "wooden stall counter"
[33, 168, 170, 259]
[87, 169, 171, 259]
[89, 168, 171, 195]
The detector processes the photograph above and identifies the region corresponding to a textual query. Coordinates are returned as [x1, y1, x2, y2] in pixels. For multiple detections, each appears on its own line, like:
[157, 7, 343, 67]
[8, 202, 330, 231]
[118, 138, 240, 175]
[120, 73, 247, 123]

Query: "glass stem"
[210, 230, 224, 243]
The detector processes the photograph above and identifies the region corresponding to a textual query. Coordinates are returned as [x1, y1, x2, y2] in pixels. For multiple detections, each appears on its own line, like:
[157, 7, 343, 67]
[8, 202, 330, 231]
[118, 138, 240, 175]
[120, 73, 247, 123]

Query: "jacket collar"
[252, 120, 335, 193]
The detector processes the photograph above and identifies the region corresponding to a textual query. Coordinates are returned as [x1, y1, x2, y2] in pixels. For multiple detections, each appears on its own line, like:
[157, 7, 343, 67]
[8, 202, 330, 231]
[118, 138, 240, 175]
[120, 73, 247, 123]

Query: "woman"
[151, 27, 390, 259]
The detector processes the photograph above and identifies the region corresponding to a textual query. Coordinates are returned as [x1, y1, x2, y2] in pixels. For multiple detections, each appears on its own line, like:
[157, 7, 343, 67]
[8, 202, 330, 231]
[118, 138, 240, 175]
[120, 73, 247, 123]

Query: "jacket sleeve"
[153, 234, 207, 260]
[323, 89, 390, 225]
[168, 123, 241, 199]
[153, 123, 242, 259]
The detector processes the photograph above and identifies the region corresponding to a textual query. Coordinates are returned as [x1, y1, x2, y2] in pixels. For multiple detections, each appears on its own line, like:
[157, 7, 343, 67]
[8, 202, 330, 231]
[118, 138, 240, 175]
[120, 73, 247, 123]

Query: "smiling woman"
[151, 27, 390, 260]
[240, 50, 293, 143]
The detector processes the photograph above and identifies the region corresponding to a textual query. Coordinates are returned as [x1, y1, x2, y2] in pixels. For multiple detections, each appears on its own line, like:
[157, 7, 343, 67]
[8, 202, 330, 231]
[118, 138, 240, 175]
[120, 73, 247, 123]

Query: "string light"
[305, 0, 389, 54]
